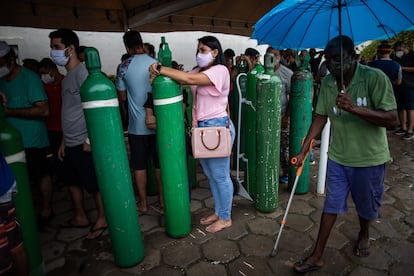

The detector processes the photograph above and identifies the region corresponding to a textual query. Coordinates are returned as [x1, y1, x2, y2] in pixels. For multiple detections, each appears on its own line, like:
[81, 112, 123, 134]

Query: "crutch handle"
[291, 139, 315, 177]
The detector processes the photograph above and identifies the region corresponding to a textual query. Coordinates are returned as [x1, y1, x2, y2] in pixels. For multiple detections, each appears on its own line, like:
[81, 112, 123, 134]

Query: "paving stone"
[348, 266, 388, 276]
[162, 240, 201, 268]
[346, 243, 390, 271]
[283, 213, 314, 232]
[266, 249, 300, 275]
[190, 188, 212, 200]
[204, 197, 215, 209]
[214, 220, 249, 241]
[190, 199, 202, 212]
[389, 262, 414, 276]
[239, 234, 274, 257]
[183, 227, 213, 245]
[142, 266, 184, 276]
[385, 241, 414, 264]
[56, 227, 90, 243]
[273, 230, 314, 255]
[228, 256, 273, 276]
[186, 261, 227, 276]
[120, 247, 161, 274]
[247, 217, 278, 236]
[143, 230, 176, 249]
[287, 199, 315, 216]
[319, 247, 352, 274]
[139, 214, 160, 232]
[202, 240, 240, 263]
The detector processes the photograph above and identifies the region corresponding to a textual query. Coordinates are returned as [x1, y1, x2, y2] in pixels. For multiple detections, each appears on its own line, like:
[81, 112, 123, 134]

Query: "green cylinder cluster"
[0, 105, 44, 276]
[255, 53, 282, 212]
[245, 62, 264, 199]
[80, 48, 144, 267]
[288, 70, 313, 194]
[152, 74, 191, 237]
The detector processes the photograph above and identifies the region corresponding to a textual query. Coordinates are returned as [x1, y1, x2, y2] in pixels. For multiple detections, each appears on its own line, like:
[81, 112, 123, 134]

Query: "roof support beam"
[128, 0, 215, 29]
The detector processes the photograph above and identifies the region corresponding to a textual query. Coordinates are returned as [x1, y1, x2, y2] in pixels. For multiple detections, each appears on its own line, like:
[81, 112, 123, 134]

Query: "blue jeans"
[198, 116, 235, 220]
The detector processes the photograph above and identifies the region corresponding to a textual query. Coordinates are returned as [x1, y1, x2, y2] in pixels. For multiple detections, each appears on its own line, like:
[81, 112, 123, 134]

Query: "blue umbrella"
[252, 0, 414, 50]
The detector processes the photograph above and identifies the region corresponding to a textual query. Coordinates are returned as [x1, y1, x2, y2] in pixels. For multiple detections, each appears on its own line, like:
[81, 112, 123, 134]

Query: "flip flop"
[60, 219, 90, 229]
[354, 240, 370, 257]
[294, 259, 322, 273]
[85, 226, 107, 240]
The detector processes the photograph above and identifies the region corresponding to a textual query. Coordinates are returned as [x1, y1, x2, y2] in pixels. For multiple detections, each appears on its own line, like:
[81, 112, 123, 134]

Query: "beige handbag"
[191, 91, 232, 159]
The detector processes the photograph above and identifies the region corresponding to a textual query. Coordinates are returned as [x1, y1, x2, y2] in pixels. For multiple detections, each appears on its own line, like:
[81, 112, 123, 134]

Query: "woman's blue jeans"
[198, 116, 235, 221]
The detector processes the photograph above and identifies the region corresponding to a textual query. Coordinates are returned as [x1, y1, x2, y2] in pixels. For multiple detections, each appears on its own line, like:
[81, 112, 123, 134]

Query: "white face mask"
[50, 48, 70, 66]
[395, 50, 404, 58]
[41, 73, 54, 84]
[0, 65, 10, 78]
[196, 52, 214, 68]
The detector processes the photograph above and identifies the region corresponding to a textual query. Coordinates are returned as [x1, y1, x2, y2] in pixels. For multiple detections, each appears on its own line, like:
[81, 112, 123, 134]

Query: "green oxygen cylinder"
[245, 61, 265, 199]
[80, 47, 144, 267]
[157, 37, 164, 64]
[288, 69, 313, 194]
[0, 104, 44, 276]
[152, 37, 191, 237]
[182, 85, 197, 189]
[255, 53, 282, 212]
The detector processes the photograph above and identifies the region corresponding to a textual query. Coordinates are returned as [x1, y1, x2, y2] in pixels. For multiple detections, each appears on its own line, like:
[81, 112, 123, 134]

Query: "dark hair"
[224, 48, 235, 58]
[39, 57, 58, 71]
[2, 47, 16, 61]
[79, 46, 87, 53]
[49, 28, 80, 55]
[23, 58, 39, 68]
[123, 30, 143, 50]
[198, 36, 226, 66]
[144, 42, 155, 57]
[393, 41, 405, 50]
[121, 53, 130, 62]
[324, 35, 355, 56]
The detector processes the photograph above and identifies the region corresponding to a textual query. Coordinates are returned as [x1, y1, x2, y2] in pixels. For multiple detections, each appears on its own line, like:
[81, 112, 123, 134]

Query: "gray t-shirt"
[61, 63, 88, 147]
[275, 64, 293, 114]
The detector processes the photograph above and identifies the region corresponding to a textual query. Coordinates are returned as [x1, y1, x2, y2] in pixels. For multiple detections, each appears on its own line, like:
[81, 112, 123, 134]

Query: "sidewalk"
[41, 132, 414, 275]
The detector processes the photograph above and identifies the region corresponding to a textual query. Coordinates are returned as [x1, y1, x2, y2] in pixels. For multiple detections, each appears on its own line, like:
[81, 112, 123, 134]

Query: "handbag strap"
[193, 88, 230, 128]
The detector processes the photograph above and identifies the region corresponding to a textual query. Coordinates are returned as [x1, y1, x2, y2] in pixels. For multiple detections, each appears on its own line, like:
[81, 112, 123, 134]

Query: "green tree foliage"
[359, 30, 414, 62]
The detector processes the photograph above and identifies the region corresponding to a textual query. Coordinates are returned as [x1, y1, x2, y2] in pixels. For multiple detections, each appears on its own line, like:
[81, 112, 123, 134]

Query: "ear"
[211, 49, 219, 58]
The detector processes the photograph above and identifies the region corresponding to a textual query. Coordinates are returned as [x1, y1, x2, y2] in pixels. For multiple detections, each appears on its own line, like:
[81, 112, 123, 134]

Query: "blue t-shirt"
[116, 54, 156, 135]
[0, 151, 15, 197]
[0, 67, 49, 148]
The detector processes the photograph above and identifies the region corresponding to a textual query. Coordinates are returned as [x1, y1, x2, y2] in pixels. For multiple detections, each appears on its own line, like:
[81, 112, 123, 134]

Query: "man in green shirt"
[292, 36, 399, 273]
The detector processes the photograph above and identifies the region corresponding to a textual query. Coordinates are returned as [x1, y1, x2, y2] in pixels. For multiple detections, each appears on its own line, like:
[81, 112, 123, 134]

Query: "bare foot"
[200, 214, 219, 225]
[205, 219, 232, 233]
[136, 201, 148, 214]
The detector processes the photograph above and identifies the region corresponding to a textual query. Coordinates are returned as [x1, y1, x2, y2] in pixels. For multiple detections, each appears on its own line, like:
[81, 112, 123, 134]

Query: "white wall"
[0, 26, 268, 75]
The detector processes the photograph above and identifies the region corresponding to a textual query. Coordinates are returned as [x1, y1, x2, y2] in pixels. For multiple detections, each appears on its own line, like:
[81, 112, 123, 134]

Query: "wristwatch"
[156, 63, 162, 71]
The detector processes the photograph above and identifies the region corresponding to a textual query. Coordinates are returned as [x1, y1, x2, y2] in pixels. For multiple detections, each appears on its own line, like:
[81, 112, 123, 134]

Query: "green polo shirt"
[316, 63, 396, 167]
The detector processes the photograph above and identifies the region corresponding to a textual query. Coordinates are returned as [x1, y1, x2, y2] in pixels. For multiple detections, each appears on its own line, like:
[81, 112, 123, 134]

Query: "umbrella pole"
[338, 0, 344, 89]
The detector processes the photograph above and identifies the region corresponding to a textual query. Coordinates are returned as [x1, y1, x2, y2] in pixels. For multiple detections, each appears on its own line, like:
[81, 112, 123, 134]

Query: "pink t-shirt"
[190, 64, 230, 122]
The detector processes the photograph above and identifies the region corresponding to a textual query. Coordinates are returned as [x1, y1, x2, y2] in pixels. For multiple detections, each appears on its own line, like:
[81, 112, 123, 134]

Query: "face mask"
[50, 48, 69, 66]
[0, 65, 10, 78]
[41, 73, 54, 84]
[395, 51, 404, 58]
[196, 52, 214, 68]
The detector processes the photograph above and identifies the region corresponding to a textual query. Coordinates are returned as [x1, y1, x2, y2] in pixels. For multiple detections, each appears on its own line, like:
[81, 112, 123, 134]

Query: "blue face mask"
[50, 48, 69, 66]
[0, 65, 10, 78]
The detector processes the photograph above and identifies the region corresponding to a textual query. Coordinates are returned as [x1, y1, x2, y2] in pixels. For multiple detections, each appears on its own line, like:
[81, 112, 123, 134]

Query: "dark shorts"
[128, 134, 159, 170]
[62, 145, 99, 194]
[25, 147, 49, 182]
[324, 159, 385, 220]
[0, 201, 23, 274]
[396, 87, 414, 110]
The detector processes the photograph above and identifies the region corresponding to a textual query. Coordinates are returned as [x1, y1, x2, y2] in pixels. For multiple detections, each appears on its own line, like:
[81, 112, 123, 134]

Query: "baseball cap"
[244, 48, 260, 57]
[377, 42, 391, 53]
[0, 41, 11, 58]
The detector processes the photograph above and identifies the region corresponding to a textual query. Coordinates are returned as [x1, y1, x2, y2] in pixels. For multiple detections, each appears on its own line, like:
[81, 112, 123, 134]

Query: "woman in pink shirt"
[149, 36, 235, 233]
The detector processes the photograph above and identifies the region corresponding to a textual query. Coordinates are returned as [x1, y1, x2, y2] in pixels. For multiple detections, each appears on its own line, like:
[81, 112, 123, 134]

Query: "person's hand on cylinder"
[336, 87, 354, 112]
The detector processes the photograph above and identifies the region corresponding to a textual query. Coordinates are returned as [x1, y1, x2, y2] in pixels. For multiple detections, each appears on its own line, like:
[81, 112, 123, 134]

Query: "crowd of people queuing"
[0, 26, 412, 274]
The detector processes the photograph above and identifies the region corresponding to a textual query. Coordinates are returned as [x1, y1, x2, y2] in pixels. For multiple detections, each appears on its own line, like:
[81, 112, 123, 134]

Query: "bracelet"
[156, 63, 162, 72]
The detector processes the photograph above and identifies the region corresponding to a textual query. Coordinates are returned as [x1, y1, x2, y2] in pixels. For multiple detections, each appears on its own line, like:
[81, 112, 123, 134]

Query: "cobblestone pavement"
[39, 132, 414, 275]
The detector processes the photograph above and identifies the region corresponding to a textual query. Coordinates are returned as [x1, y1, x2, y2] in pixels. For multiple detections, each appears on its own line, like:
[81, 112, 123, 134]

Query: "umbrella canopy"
[251, 0, 414, 50]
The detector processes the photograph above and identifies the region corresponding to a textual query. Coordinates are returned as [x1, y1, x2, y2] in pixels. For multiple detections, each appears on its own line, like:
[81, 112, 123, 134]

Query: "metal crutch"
[270, 139, 314, 257]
